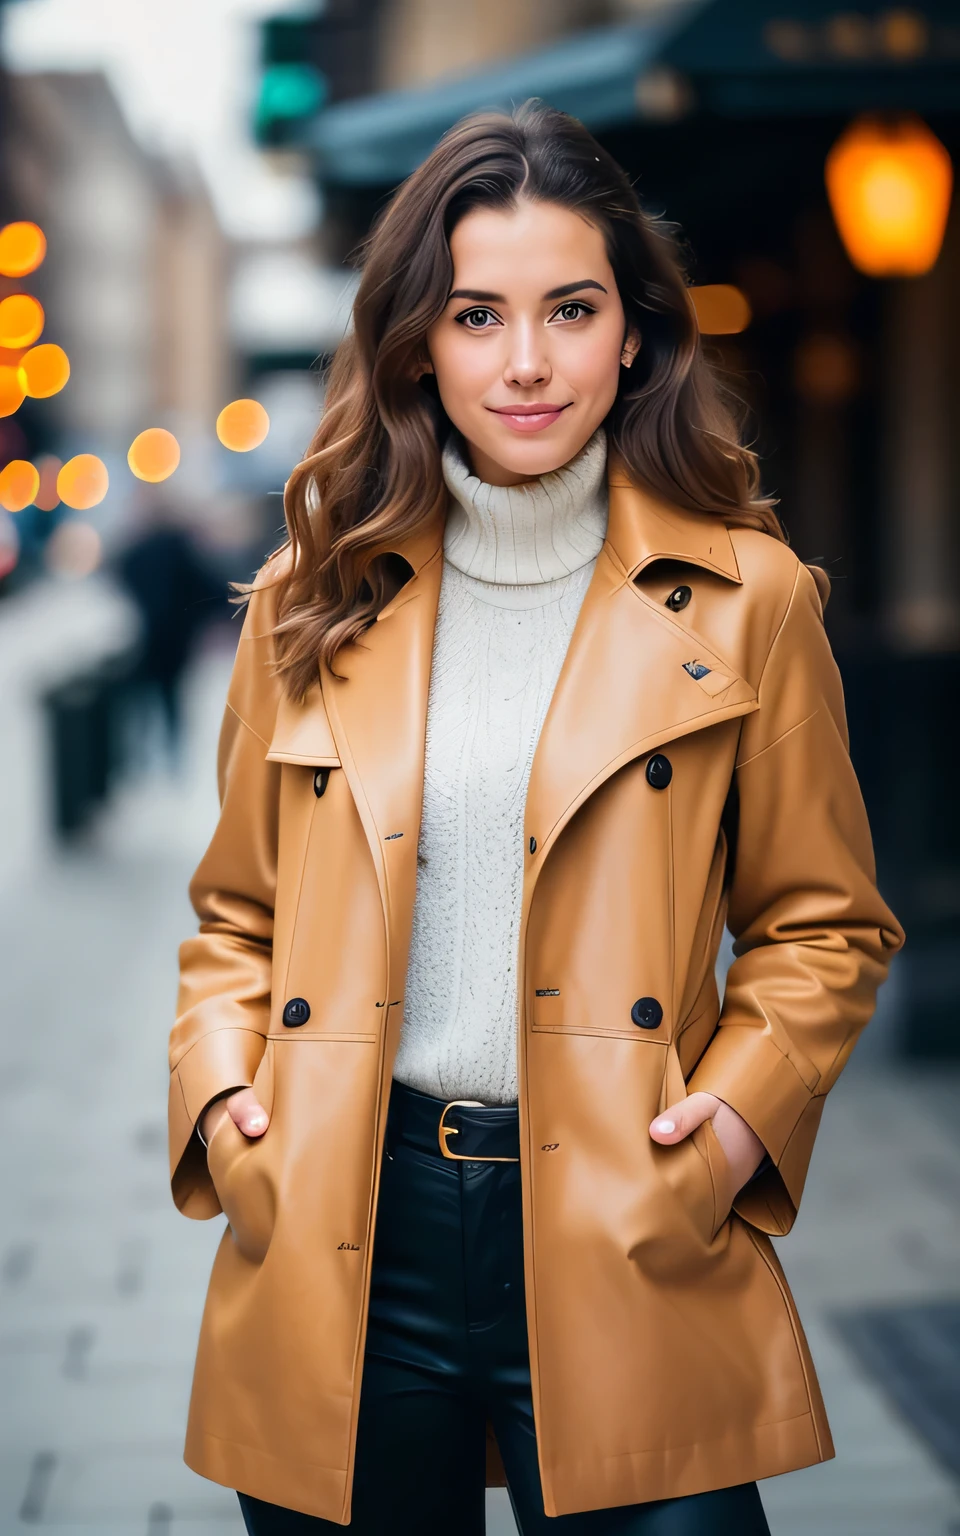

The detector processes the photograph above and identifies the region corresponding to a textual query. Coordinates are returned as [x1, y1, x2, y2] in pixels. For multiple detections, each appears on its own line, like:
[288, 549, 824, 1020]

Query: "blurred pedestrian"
[116, 503, 224, 764]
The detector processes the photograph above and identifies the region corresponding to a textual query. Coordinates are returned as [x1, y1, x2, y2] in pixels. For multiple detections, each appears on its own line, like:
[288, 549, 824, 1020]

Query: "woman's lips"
[488, 403, 571, 433]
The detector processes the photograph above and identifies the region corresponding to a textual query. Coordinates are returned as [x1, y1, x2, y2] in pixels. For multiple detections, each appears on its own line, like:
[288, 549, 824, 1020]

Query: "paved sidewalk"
[1, 644, 958, 1535]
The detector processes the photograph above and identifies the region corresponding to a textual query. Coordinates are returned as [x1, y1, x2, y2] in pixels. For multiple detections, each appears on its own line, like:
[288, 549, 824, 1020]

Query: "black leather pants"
[238, 1084, 771, 1536]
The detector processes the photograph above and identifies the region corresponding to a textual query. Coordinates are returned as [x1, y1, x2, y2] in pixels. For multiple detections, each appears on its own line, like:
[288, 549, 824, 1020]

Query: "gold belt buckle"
[438, 1100, 520, 1163]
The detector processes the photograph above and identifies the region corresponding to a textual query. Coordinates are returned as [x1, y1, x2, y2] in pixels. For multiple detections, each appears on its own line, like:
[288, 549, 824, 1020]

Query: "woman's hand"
[649, 1092, 765, 1192]
[200, 1087, 269, 1146]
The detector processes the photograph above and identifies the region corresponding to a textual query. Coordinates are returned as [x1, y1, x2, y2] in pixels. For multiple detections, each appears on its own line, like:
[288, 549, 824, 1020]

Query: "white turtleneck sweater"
[394, 429, 608, 1105]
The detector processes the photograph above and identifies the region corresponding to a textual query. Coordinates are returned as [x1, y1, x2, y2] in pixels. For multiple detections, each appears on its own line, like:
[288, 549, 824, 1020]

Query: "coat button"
[631, 996, 663, 1030]
[282, 997, 310, 1027]
[665, 584, 692, 612]
[645, 754, 672, 789]
[314, 769, 330, 798]
[529, 836, 537, 854]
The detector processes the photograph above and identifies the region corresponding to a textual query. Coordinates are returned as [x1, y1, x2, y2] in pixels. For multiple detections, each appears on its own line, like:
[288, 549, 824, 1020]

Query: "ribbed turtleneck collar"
[441, 428, 608, 586]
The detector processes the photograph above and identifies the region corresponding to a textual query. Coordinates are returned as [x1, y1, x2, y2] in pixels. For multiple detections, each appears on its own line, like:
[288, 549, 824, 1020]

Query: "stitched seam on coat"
[735, 707, 819, 769]
[277, 796, 317, 1016]
[738, 560, 803, 760]
[760, 562, 802, 682]
[600, 1404, 818, 1463]
[225, 699, 270, 749]
[170, 1023, 267, 1074]
[190, 1424, 345, 1472]
[744, 1226, 825, 1458]
[713, 1023, 817, 1100]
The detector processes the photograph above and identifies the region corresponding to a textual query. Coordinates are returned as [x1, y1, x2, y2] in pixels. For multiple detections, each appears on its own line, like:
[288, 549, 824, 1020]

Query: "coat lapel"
[320, 525, 444, 992]
[524, 472, 758, 865]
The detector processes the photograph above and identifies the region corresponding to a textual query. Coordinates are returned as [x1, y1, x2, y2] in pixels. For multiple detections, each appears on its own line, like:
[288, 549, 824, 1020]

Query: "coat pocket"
[205, 1044, 277, 1264]
[633, 1117, 738, 1282]
[664, 1118, 737, 1247]
[700, 1116, 737, 1239]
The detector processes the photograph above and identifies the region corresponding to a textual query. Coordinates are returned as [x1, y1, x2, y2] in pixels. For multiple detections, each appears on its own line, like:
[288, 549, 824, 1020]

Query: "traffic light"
[255, 15, 328, 147]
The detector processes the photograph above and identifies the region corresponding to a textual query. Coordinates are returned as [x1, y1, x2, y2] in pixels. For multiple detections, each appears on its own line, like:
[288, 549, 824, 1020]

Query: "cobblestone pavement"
[1, 645, 958, 1535]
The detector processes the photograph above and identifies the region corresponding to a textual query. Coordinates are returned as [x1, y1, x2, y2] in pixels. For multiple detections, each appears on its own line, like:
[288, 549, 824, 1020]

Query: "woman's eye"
[553, 302, 593, 323]
[458, 308, 498, 330]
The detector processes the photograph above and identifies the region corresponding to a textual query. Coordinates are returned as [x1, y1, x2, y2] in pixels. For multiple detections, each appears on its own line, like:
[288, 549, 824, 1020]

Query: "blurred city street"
[0, 642, 958, 1536]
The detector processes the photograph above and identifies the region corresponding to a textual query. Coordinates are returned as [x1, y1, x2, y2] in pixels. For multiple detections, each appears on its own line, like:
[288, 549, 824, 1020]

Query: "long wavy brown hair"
[267, 100, 782, 697]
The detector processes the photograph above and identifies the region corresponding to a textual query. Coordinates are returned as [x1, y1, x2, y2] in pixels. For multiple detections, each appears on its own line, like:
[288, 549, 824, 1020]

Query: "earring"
[620, 348, 633, 368]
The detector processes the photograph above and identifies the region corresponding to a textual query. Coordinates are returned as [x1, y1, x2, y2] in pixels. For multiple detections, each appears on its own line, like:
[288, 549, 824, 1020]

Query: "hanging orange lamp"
[826, 115, 953, 277]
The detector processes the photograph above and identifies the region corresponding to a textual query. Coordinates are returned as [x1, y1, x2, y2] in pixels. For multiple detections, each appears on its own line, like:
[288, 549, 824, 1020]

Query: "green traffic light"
[255, 63, 327, 142]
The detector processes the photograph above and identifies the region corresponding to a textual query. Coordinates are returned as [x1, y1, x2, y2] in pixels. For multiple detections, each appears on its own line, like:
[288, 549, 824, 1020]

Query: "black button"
[665, 584, 692, 612]
[282, 997, 310, 1027]
[314, 769, 331, 798]
[631, 997, 663, 1030]
[645, 754, 672, 789]
[529, 836, 537, 854]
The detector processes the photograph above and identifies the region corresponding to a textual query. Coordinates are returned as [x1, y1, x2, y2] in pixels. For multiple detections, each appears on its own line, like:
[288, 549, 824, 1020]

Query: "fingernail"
[654, 1119, 675, 1134]
[248, 1114, 266, 1131]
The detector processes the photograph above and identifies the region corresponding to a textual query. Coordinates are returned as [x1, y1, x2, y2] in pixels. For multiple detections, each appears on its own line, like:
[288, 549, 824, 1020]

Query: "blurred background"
[0, 2, 957, 1533]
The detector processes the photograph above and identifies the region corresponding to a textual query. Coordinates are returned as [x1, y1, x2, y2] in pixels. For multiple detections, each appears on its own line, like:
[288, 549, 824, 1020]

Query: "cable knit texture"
[395, 429, 608, 1104]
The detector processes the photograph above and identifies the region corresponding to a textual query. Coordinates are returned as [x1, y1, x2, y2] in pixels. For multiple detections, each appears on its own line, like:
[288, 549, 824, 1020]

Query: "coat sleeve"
[686, 561, 904, 1235]
[168, 586, 282, 1218]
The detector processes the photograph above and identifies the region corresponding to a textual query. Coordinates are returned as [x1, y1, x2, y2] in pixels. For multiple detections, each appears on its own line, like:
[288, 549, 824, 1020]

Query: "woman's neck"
[441, 429, 608, 587]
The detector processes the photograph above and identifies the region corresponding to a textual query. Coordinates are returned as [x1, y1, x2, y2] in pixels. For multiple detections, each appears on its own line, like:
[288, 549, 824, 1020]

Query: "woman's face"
[425, 199, 634, 486]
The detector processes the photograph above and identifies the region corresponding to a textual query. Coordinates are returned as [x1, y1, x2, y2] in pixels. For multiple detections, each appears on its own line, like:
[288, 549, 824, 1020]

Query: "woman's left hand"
[649, 1093, 766, 1192]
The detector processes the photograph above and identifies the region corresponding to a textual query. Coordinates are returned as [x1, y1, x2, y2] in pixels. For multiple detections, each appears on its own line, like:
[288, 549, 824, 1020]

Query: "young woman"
[169, 103, 902, 1535]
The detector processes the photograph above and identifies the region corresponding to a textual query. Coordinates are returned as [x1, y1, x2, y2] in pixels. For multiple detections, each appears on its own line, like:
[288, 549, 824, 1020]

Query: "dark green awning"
[307, 4, 705, 185]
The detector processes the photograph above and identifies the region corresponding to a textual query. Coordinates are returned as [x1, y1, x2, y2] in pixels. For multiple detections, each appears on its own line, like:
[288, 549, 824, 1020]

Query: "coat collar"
[604, 459, 742, 586]
[378, 456, 743, 590]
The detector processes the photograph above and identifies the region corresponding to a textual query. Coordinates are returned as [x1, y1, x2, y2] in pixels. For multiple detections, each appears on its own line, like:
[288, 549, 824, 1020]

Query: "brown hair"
[268, 100, 782, 696]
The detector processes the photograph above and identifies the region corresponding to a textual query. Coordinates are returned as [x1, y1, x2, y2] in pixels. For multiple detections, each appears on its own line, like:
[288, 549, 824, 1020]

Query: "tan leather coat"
[169, 464, 902, 1522]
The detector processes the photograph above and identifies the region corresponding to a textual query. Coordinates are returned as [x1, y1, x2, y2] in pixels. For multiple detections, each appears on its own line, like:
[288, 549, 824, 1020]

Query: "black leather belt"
[388, 1081, 520, 1163]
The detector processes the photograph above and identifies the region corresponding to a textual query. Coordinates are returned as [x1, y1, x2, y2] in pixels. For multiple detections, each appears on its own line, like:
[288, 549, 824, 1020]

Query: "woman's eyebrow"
[543, 279, 607, 300]
[446, 279, 608, 304]
[448, 288, 504, 302]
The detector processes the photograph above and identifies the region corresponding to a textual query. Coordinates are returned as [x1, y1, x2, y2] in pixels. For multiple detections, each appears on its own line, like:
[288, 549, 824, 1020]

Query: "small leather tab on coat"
[685, 664, 741, 700]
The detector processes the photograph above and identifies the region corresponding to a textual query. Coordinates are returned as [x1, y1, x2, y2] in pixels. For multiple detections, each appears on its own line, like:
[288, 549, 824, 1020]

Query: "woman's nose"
[504, 322, 550, 389]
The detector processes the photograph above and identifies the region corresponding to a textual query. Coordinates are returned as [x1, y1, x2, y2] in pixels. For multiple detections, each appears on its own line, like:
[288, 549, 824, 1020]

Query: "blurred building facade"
[3, 69, 230, 463]
[0, 56, 241, 884]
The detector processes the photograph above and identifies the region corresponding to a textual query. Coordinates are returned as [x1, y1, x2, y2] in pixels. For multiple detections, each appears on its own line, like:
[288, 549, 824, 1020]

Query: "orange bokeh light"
[690, 284, 753, 335]
[0, 459, 40, 511]
[57, 454, 109, 511]
[0, 222, 47, 279]
[34, 455, 62, 511]
[217, 398, 270, 452]
[0, 365, 25, 417]
[18, 343, 70, 399]
[127, 427, 181, 483]
[0, 294, 44, 349]
[826, 115, 954, 277]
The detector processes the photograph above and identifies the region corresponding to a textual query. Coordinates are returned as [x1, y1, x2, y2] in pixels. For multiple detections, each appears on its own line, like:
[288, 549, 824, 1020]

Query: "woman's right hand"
[200, 1087, 269, 1146]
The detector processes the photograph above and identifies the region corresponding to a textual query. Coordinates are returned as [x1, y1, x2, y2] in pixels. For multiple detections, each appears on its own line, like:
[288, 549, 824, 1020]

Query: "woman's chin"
[467, 424, 597, 485]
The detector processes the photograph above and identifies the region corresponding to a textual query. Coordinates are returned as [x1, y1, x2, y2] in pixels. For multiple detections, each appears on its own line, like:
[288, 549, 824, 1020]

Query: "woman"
[169, 104, 902, 1534]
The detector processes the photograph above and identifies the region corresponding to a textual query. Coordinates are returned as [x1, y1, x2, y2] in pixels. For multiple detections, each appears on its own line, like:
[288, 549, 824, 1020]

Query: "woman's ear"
[620, 328, 641, 369]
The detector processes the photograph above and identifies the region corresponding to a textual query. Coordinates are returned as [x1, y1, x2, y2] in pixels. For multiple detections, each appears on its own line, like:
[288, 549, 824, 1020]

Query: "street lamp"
[825, 115, 953, 277]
